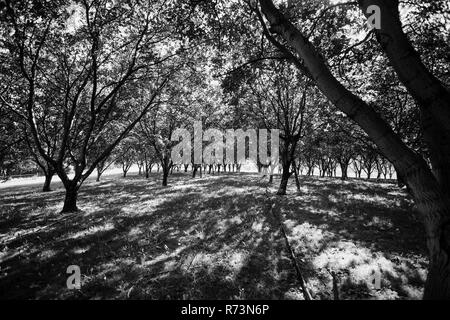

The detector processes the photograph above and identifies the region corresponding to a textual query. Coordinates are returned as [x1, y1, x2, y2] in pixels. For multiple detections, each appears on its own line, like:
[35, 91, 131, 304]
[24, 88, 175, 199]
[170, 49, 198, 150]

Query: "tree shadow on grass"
[0, 173, 427, 299]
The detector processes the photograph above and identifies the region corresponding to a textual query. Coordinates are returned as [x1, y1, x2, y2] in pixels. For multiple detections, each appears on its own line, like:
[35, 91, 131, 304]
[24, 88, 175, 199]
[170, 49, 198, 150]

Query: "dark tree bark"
[62, 182, 78, 213]
[42, 168, 54, 192]
[137, 161, 143, 175]
[306, 163, 314, 176]
[96, 167, 102, 182]
[292, 160, 301, 192]
[162, 169, 169, 186]
[122, 161, 132, 178]
[277, 163, 291, 195]
[161, 158, 172, 186]
[339, 161, 349, 180]
[192, 164, 198, 178]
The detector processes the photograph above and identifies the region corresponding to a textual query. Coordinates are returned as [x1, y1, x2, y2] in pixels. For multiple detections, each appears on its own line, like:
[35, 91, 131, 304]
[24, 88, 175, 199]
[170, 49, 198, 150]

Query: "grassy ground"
[0, 172, 427, 299]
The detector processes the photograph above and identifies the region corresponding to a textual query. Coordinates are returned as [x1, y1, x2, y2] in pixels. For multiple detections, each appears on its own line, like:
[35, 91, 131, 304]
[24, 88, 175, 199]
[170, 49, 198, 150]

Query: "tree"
[361, 146, 377, 180]
[114, 138, 137, 178]
[258, 0, 450, 298]
[225, 60, 310, 194]
[1, 0, 172, 212]
[137, 85, 188, 186]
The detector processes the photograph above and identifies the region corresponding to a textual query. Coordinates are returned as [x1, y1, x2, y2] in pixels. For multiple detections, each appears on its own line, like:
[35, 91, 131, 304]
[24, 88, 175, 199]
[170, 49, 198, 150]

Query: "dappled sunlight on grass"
[0, 172, 426, 299]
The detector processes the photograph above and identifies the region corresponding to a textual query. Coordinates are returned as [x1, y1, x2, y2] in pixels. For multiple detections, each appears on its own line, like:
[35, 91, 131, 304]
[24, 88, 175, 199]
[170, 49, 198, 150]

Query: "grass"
[0, 172, 427, 299]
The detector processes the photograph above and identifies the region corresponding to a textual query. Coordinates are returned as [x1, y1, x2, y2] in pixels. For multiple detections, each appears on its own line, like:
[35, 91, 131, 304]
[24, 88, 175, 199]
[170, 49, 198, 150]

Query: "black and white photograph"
[0, 0, 449, 307]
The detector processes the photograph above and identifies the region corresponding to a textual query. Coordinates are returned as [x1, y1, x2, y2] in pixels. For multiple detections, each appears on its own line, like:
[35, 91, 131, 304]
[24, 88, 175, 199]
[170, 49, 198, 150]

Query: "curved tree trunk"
[359, 0, 450, 195]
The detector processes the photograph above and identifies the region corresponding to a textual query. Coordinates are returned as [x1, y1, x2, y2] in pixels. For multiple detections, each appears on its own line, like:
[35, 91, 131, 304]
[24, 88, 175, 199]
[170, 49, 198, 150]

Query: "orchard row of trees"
[96, 126, 398, 187]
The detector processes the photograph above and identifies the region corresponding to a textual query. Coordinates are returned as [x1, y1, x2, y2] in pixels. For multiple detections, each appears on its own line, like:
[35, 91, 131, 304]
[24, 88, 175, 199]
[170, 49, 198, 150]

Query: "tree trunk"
[161, 159, 171, 186]
[144, 161, 150, 179]
[424, 221, 450, 299]
[277, 163, 291, 195]
[42, 170, 54, 192]
[359, 0, 450, 195]
[162, 171, 168, 186]
[404, 168, 450, 299]
[122, 163, 129, 178]
[340, 162, 348, 180]
[292, 160, 301, 192]
[62, 183, 78, 213]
